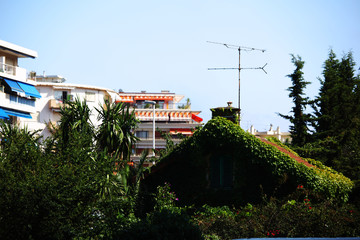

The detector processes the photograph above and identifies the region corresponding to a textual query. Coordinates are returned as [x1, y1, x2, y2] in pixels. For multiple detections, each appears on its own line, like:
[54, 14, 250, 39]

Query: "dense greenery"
[1, 50, 360, 239]
[281, 50, 360, 204]
[143, 117, 353, 207]
[0, 112, 359, 238]
[279, 54, 311, 146]
[0, 99, 143, 239]
[193, 186, 360, 239]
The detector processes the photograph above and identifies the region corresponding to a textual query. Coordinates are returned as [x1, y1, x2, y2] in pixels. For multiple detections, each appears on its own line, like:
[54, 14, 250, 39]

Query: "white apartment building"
[117, 90, 203, 160]
[0, 40, 40, 123]
[1, 40, 202, 161]
[21, 75, 119, 138]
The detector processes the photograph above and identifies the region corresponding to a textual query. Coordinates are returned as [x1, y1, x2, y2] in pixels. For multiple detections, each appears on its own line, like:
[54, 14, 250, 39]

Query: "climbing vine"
[154, 117, 353, 204]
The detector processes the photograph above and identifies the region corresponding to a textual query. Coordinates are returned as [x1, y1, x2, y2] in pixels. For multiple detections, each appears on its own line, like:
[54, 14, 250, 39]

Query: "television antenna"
[207, 41, 267, 125]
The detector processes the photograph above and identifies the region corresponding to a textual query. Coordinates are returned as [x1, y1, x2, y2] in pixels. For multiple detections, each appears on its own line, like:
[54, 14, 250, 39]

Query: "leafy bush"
[192, 187, 360, 239]
[115, 208, 203, 240]
[116, 183, 203, 240]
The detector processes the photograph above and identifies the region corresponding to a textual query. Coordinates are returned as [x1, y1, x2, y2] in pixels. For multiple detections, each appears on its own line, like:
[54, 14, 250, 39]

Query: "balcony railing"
[49, 99, 64, 110]
[0, 63, 27, 81]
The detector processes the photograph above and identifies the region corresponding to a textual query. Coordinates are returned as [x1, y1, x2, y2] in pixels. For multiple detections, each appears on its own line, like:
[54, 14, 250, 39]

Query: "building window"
[135, 131, 148, 139]
[210, 155, 233, 189]
[85, 92, 95, 102]
[158, 101, 164, 109]
[54, 90, 72, 102]
[9, 94, 35, 107]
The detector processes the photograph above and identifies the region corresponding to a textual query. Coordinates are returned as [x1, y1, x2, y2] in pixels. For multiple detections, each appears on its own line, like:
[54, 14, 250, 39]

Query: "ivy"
[156, 117, 354, 203]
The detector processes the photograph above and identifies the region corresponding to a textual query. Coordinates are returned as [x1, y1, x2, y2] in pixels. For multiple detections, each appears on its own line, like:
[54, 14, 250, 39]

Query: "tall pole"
[238, 47, 241, 125]
[152, 104, 155, 157]
[145, 100, 156, 157]
[207, 41, 267, 126]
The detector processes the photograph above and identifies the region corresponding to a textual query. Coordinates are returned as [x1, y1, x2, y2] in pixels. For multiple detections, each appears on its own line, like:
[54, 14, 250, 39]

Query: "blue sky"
[2, 0, 359, 131]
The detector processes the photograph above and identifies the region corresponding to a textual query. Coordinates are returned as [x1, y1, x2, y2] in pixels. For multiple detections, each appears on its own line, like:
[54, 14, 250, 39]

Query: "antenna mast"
[207, 41, 267, 125]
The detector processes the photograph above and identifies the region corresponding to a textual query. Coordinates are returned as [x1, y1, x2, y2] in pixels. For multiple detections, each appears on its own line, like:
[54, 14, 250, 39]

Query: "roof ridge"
[259, 138, 314, 168]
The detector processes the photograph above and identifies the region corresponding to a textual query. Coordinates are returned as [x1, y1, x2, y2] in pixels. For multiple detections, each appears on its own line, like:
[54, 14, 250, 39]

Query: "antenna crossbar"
[207, 41, 267, 125]
[208, 63, 267, 73]
[207, 41, 266, 52]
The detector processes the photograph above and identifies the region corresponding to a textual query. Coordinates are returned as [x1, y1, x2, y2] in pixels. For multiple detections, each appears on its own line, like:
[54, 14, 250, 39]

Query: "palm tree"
[95, 100, 139, 162]
[55, 97, 94, 155]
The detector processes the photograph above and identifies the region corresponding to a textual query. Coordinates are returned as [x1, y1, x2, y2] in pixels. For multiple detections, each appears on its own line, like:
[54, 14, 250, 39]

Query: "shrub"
[192, 187, 360, 239]
[116, 183, 203, 240]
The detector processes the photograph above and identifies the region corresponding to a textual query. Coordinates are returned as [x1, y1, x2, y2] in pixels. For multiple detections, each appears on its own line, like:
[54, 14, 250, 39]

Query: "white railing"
[0, 63, 16, 75]
[0, 63, 27, 81]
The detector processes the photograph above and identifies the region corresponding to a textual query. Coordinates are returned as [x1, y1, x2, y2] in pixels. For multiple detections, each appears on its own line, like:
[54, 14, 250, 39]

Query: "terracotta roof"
[259, 137, 314, 168]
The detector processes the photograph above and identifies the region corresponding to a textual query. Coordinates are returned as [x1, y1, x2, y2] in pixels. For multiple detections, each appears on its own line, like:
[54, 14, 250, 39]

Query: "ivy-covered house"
[141, 117, 353, 206]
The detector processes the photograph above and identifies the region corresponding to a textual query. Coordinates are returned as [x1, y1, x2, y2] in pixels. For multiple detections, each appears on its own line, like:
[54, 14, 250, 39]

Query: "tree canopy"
[282, 49, 360, 204]
[279, 54, 311, 147]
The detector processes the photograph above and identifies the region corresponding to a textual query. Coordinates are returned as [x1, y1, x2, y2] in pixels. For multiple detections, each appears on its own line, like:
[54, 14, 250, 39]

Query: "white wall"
[20, 84, 113, 139]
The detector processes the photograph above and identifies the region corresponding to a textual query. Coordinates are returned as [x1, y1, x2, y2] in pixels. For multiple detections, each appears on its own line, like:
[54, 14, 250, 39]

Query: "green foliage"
[279, 51, 360, 195]
[193, 205, 237, 240]
[279, 54, 311, 147]
[204, 117, 353, 202]
[153, 182, 180, 211]
[0, 121, 97, 239]
[314, 50, 359, 139]
[96, 99, 139, 161]
[150, 117, 353, 205]
[192, 187, 360, 239]
[116, 182, 203, 240]
[266, 136, 300, 157]
[57, 97, 94, 151]
[116, 208, 203, 240]
[0, 99, 142, 239]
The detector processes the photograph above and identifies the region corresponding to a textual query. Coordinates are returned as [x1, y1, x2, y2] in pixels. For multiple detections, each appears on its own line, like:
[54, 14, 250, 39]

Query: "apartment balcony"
[134, 109, 202, 123]
[138, 121, 201, 130]
[49, 99, 63, 110]
[0, 63, 27, 82]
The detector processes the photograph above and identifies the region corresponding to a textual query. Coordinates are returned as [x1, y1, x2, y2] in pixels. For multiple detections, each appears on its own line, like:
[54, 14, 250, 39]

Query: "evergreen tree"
[309, 50, 360, 202]
[313, 50, 340, 138]
[279, 54, 310, 147]
[314, 50, 358, 139]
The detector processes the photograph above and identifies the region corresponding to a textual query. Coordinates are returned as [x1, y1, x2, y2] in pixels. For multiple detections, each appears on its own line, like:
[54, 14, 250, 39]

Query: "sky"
[2, 0, 360, 132]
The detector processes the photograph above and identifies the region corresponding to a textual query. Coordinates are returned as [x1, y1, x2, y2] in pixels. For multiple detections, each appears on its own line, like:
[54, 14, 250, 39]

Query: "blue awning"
[3, 78, 25, 94]
[17, 82, 41, 98]
[2, 109, 32, 119]
[0, 108, 10, 120]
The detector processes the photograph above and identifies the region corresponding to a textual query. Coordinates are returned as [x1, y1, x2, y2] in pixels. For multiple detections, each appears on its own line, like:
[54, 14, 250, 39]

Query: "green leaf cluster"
[0, 98, 144, 239]
[151, 117, 353, 205]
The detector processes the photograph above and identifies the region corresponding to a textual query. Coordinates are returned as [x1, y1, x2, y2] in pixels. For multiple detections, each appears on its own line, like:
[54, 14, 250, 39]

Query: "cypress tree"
[314, 50, 358, 140]
[279, 54, 311, 147]
[313, 50, 340, 138]
[312, 50, 360, 187]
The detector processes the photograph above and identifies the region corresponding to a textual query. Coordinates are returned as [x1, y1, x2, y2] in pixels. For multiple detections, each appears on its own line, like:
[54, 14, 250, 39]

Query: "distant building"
[117, 90, 203, 160]
[21, 75, 119, 138]
[0, 40, 41, 124]
[247, 124, 291, 143]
